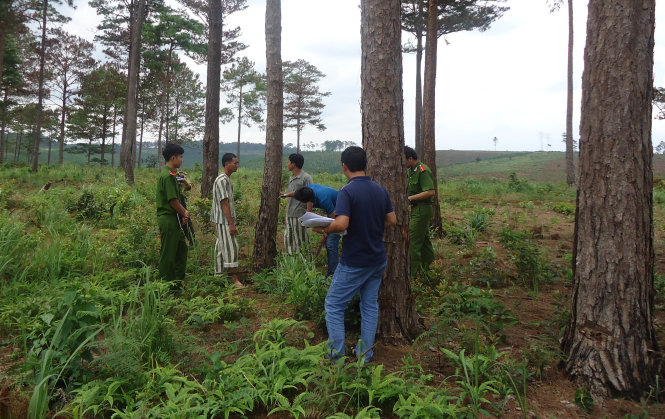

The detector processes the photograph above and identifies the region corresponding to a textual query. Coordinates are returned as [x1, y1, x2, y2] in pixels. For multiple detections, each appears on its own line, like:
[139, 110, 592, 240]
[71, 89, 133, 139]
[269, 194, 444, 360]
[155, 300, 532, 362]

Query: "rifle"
[176, 174, 196, 245]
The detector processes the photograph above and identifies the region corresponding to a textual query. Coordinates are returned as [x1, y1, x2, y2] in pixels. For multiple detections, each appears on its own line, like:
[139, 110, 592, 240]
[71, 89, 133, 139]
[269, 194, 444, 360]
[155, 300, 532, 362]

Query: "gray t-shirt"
[286, 170, 313, 217]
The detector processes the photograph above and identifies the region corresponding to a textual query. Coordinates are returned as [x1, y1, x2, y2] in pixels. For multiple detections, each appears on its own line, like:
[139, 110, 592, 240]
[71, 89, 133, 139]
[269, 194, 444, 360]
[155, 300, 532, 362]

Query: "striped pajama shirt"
[210, 173, 239, 273]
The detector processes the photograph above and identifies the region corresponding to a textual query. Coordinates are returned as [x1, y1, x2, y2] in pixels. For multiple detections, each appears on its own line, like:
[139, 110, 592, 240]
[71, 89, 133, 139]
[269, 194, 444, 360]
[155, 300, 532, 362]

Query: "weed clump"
[67, 191, 104, 221]
[499, 228, 553, 292]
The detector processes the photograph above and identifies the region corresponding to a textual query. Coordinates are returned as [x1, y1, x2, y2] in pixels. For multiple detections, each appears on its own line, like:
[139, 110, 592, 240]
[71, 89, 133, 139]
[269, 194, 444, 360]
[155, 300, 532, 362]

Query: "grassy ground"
[0, 162, 663, 417]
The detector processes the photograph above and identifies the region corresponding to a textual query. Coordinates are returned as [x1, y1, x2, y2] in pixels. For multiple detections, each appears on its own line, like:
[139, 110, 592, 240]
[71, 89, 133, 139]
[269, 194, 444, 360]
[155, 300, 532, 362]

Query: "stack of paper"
[298, 212, 334, 228]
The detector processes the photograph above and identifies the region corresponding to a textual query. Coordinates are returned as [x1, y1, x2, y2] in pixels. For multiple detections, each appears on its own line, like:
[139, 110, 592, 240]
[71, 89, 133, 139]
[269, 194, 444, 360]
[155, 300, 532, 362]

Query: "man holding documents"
[294, 184, 340, 276]
[316, 146, 396, 363]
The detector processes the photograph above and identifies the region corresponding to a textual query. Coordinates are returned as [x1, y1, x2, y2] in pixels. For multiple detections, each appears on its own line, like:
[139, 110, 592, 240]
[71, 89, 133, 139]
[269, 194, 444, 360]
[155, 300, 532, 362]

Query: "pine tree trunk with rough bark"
[0, 13, 6, 88]
[562, 0, 658, 399]
[15, 130, 21, 163]
[0, 90, 7, 164]
[47, 132, 51, 165]
[58, 84, 67, 164]
[31, 0, 48, 172]
[111, 106, 117, 168]
[120, 0, 146, 184]
[422, 0, 442, 237]
[101, 109, 108, 165]
[414, 0, 424, 158]
[361, 0, 423, 344]
[252, 0, 283, 270]
[237, 88, 242, 158]
[157, 106, 164, 169]
[201, 0, 223, 198]
[565, 0, 575, 185]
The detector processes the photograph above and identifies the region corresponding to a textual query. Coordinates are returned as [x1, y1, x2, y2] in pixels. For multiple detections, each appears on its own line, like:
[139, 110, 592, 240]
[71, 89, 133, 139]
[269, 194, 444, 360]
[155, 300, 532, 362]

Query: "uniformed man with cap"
[405, 146, 435, 276]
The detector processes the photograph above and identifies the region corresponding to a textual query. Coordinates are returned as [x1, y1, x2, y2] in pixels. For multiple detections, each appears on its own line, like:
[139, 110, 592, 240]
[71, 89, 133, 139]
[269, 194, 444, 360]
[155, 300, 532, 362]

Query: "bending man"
[294, 184, 340, 277]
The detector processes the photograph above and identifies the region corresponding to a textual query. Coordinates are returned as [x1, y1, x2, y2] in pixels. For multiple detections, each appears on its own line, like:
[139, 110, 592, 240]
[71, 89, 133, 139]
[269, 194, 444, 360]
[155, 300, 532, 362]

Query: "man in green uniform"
[405, 146, 436, 276]
[156, 143, 190, 287]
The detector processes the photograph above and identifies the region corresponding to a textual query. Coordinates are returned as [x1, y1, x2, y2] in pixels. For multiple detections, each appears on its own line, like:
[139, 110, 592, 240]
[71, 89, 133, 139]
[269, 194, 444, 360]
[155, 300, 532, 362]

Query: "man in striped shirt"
[211, 153, 244, 288]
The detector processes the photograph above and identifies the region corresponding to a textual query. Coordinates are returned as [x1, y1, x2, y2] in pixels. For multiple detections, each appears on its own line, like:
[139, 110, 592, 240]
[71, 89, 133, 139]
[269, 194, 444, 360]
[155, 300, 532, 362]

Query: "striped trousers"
[215, 223, 239, 274]
[284, 217, 309, 254]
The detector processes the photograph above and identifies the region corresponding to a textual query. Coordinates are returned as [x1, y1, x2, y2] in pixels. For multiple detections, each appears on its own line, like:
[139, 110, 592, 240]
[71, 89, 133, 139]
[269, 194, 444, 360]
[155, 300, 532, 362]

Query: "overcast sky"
[64, 0, 665, 152]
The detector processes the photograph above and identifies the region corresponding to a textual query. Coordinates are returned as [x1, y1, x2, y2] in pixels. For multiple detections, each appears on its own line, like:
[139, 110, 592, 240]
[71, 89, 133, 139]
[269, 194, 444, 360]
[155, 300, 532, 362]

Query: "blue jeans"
[324, 261, 387, 363]
[325, 233, 341, 277]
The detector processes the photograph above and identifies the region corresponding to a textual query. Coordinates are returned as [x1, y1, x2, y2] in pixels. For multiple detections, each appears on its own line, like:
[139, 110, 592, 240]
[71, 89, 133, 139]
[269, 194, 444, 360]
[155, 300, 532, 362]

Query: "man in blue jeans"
[317, 146, 396, 363]
[294, 184, 340, 277]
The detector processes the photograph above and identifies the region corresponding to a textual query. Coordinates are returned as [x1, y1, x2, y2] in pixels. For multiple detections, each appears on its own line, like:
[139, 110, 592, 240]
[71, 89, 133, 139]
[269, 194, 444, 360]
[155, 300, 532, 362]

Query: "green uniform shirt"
[407, 161, 434, 203]
[156, 167, 180, 217]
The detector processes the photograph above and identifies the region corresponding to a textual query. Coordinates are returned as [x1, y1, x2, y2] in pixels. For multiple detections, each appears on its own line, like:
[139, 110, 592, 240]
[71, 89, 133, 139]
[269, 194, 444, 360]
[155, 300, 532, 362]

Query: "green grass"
[0, 162, 661, 418]
[438, 151, 576, 182]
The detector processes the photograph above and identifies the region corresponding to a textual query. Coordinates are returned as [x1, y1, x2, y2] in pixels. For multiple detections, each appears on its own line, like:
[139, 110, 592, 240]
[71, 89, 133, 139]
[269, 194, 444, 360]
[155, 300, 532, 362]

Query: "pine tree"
[45, 29, 96, 164]
[361, 0, 423, 343]
[562, 0, 658, 399]
[283, 59, 330, 153]
[252, 0, 283, 270]
[221, 56, 266, 158]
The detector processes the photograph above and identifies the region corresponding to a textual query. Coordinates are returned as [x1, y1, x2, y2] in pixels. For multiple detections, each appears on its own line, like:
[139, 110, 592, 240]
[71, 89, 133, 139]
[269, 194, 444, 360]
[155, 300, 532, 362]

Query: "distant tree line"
[0, 0, 332, 180]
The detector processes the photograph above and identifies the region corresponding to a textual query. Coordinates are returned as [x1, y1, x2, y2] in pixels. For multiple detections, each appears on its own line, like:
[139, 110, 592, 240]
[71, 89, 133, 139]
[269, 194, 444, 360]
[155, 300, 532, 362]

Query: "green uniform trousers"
[410, 204, 435, 275]
[158, 214, 188, 285]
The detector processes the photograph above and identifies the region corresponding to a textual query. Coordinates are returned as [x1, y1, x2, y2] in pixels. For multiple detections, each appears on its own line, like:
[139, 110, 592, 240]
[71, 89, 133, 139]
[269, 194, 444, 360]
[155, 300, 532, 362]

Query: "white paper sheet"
[298, 212, 334, 228]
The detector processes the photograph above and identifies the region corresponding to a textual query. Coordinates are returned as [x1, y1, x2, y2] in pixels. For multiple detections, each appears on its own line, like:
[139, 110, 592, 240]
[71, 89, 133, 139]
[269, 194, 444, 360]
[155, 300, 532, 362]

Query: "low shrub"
[551, 202, 575, 216]
[499, 228, 553, 292]
[67, 190, 105, 221]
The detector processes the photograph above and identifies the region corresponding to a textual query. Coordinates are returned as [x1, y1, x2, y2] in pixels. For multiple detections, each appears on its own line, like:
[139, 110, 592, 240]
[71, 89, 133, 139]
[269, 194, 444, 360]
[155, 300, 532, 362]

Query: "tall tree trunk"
[111, 105, 117, 168]
[562, 0, 658, 399]
[157, 102, 165, 169]
[414, 0, 424, 158]
[15, 129, 21, 163]
[0, 13, 6, 88]
[564, 0, 575, 185]
[252, 0, 283, 270]
[25, 128, 32, 162]
[120, 0, 146, 184]
[422, 0, 442, 237]
[47, 130, 51, 165]
[201, 0, 223, 198]
[101, 107, 108, 165]
[361, 0, 423, 343]
[165, 43, 173, 144]
[0, 90, 7, 164]
[137, 101, 144, 168]
[296, 119, 301, 153]
[237, 86, 242, 158]
[31, 0, 48, 172]
[58, 82, 67, 164]
[87, 138, 91, 165]
[174, 95, 180, 142]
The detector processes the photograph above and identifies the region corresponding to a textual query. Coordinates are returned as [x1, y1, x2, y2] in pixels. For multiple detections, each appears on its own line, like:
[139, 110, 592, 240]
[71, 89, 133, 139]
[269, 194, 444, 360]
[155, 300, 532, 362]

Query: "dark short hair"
[294, 187, 314, 203]
[341, 146, 366, 172]
[289, 153, 304, 169]
[222, 153, 237, 167]
[404, 146, 418, 160]
[163, 143, 185, 162]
